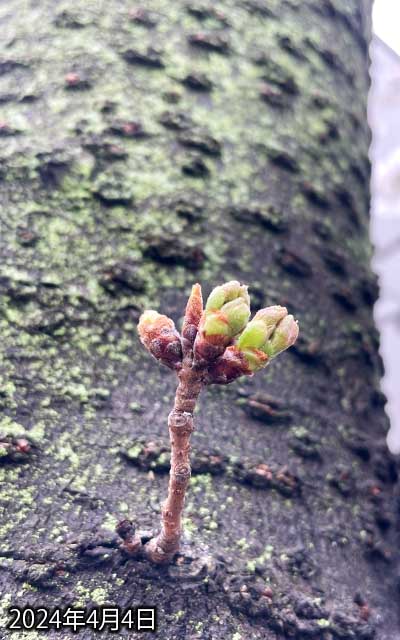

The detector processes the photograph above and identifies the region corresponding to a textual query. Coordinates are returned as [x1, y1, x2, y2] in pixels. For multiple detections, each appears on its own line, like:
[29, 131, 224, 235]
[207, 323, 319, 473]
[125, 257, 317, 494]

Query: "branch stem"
[145, 363, 203, 563]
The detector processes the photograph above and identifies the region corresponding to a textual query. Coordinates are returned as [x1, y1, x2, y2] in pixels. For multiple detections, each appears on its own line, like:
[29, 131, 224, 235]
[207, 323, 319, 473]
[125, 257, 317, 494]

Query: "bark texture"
[0, 0, 399, 638]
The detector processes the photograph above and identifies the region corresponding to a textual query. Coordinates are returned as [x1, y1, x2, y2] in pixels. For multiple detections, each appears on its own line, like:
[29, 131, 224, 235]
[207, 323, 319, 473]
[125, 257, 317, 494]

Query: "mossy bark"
[0, 0, 399, 638]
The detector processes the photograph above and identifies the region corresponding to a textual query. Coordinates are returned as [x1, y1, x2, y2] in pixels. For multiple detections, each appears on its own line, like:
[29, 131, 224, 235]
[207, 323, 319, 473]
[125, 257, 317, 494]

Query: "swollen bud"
[236, 306, 297, 371]
[206, 281, 250, 311]
[182, 283, 203, 354]
[221, 298, 252, 335]
[237, 306, 287, 350]
[263, 314, 299, 358]
[253, 306, 288, 336]
[138, 310, 183, 370]
[194, 281, 251, 365]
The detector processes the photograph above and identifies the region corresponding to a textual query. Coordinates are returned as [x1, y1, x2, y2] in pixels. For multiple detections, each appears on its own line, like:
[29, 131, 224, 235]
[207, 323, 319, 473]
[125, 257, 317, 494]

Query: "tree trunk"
[0, 1, 399, 638]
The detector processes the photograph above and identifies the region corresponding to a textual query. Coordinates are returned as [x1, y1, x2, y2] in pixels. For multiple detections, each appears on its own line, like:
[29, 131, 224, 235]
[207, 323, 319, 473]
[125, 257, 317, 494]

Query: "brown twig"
[144, 284, 203, 563]
[144, 362, 203, 563]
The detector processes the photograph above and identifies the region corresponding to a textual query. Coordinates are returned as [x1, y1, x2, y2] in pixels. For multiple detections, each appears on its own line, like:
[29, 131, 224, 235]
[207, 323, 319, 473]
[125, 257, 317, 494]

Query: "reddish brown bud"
[182, 283, 203, 352]
[204, 346, 253, 385]
[138, 310, 182, 370]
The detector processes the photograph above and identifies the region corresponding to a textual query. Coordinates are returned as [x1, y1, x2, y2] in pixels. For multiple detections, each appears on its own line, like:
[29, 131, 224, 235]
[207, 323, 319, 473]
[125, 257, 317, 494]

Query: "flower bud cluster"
[138, 281, 298, 382]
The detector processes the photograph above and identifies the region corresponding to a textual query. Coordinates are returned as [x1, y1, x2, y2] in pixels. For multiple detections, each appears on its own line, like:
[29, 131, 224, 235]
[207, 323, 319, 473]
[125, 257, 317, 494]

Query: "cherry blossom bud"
[252, 306, 288, 337]
[263, 314, 299, 358]
[194, 281, 250, 364]
[138, 310, 182, 370]
[221, 298, 252, 335]
[205, 280, 250, 311]
[181, 283, 203, 356]
[236, 306, 297, 371]
[237, 306, 287, 349]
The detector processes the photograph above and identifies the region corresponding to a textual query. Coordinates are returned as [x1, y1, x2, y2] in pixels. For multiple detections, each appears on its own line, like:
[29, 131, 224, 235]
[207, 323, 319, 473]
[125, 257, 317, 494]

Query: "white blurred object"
[369, 34, 400, 453]
[373, 0, 400, 55]
[374, 149, 400, 215]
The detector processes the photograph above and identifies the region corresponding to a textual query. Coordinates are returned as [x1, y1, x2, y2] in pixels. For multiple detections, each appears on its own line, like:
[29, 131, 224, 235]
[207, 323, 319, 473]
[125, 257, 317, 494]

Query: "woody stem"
[144, 364, 203, 564]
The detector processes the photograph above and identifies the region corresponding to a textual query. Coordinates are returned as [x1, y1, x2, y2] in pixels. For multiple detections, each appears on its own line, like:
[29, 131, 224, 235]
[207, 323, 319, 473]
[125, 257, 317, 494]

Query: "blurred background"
[370, 0, 400, 452]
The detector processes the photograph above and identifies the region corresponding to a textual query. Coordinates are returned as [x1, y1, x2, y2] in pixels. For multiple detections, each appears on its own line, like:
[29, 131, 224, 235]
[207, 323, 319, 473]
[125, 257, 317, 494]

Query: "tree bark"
[0, 0, 399, 638]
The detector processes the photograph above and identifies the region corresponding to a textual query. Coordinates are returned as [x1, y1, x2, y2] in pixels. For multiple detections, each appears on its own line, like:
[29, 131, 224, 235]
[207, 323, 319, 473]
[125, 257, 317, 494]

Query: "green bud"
[237, 319, 269, 350]
[205, 286, 226, 311]
[237, 306, 287, 350]
[201, 281, 250, 339]
[221, 298, 251, 336]
[203, 312, 230, 337]
[206, 280, 250, 311]
[236, 305, 297, 371]
[253, 306, 288, 337]
[194, 281, 251, 365]
[263, 314, 299, 358]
